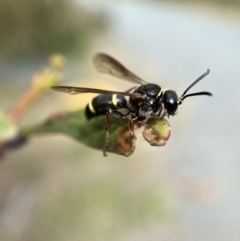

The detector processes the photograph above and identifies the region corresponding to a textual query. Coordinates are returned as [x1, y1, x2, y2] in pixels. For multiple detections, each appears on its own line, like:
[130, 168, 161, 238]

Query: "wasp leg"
[103, 109, 125, 156]
[157, 103, 166, 118]
[111, 110, 135, 132]
[103, 110, 135, 156]
[103, 109, 113, 156]
[126, 115, 134, 132]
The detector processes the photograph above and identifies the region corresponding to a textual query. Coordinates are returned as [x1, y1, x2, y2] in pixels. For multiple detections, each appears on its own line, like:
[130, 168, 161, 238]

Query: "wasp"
[51, 53, 212, 156]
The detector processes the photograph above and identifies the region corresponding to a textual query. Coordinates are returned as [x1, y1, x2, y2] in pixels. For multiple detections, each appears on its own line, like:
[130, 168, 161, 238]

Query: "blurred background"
[1, 0, 240, 240]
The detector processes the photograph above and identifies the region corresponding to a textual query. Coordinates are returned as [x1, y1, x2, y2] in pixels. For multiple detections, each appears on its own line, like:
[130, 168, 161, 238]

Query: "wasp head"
[162, 90, 179, 116]
[163, 69, 213, 117]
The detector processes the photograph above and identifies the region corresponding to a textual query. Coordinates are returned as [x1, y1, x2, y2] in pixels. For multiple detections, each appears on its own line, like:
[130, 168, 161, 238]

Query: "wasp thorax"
[163, 90, 179, 115]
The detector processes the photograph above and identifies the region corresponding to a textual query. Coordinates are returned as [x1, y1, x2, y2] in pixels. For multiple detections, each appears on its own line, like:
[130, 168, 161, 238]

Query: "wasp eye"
[163, 90, 178, 115]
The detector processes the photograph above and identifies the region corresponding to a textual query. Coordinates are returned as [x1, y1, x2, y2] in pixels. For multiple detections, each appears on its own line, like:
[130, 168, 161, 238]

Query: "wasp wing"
[93, 53, 147, 85]
[51, 86, 141, 98]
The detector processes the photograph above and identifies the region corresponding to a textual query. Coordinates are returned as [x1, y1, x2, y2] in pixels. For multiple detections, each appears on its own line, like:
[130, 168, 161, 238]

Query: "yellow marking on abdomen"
[88, 101, 96, 113]
[112, 94, 118, 106]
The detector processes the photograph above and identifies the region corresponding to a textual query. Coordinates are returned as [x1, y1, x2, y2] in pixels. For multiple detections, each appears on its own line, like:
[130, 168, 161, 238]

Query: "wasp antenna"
[179, 69, 210, 104]
[179, 91, 212, 104]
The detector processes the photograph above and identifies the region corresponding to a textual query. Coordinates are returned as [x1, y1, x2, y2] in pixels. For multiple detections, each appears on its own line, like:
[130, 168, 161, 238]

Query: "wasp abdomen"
[85, 94, 128, 119]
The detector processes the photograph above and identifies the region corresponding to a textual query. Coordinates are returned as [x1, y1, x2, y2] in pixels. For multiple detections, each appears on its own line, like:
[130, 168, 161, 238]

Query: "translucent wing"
[51, 86, 142, 98]
[93, 53, 147, 85]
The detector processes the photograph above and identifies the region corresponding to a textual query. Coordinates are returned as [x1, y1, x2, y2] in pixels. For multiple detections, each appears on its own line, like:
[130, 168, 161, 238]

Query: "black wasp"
[51, 53, 212, 156]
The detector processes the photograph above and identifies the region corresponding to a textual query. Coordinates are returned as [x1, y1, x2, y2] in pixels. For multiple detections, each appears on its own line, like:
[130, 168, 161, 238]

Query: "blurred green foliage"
[31, 183, 167, 241]
[19, 108, 170, 156]
[0, 0, 107, 58]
